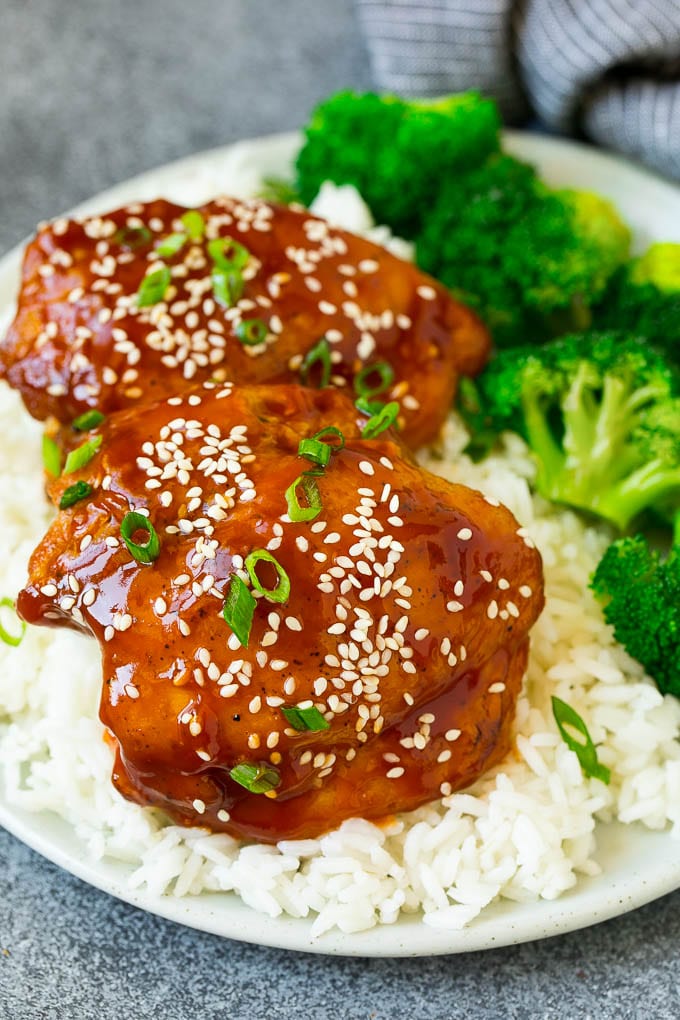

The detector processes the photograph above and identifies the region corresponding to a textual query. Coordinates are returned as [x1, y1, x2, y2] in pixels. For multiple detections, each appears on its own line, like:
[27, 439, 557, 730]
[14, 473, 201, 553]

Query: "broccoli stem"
[520, 389, 565, 500]
[596, 462, 680, 530]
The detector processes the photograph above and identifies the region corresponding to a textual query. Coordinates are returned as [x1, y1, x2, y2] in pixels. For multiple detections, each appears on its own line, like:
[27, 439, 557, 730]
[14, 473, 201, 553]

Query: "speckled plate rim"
[1, 131, 679, 958]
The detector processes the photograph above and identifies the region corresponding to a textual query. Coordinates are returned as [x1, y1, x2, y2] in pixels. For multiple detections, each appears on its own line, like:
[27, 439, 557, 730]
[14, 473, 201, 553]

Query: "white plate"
[1, 131, 679, 957]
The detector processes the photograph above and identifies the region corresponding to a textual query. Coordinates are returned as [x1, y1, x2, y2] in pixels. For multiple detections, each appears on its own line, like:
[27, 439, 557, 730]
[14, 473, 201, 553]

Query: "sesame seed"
[489, 682, 506, 694]
[487, 600, 499, 620]
[445, 729, 462, 742]
[519, 585, 533, 598]
[386, 766, 405, 779]
[359, 258, 379, 273]
[457, 527, 473, 541]
[447, 600, 464, 613]
[359, 461, 375, 476]
[217, 809, 230, 822]
[192, 799, 206, 814]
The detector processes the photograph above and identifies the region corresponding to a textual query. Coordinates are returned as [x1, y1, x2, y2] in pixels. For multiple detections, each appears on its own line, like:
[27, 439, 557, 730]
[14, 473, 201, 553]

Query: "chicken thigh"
[18, 382, 544, 841]
[0, 196, 489, 448]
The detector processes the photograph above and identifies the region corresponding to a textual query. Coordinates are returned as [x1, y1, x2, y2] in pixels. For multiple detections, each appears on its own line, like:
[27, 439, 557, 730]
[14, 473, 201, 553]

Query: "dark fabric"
[355, 0, 680, 179]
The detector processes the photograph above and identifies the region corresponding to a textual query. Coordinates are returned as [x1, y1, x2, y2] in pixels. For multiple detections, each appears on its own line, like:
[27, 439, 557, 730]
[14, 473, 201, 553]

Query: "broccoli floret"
[416, 158, 631, 348]
[295, 90, 500, 237]
[590, 522, 680, 697]
[458, 331, 680, 530]
[593, 243, 680, 367]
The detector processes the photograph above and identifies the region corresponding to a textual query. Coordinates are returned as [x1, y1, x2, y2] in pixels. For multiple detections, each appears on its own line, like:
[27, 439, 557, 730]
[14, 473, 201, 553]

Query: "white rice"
[0, 182, 679, 937]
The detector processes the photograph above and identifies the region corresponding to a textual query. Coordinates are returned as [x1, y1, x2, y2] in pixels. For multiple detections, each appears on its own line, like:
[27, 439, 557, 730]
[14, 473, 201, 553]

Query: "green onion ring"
[63, 435, 103, 475]
[285, 473, 323, 523]
[72, 410, 105, 432]
[223, 574, 256, 648]
[229, 761, 280, 794]
[245, 550, 290, 603]
[300, 338, 331, 389]
[59, 480, 93, 510]
[0, 597, 26, 648]
[354, 361, 394, 400]
[120, 511, 161, 564]
[137, 266, 172, 307]
[361, 401, 400, 439]
[235, 318, 268, 346]
[281, 704, 330, 732]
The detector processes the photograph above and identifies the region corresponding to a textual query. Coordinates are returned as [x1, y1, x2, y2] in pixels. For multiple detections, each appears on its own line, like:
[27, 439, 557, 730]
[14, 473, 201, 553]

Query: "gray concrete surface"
[1, 2, 679, 1017]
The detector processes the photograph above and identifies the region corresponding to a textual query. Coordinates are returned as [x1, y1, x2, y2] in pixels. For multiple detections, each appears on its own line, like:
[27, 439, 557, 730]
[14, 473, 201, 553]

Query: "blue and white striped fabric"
[355, 0, 680, 180]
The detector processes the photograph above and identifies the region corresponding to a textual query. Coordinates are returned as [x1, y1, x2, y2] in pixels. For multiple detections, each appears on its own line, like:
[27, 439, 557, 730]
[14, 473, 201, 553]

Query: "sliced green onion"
[354, 361, 394, 400]
[229, 761, 281, 794]
[156, 232, 187, 257]
[361, 401, 400, 439]
[551, 696, 611, 784]
[282, 704, 330, 732]
[212, 268, 244, 308]
[207, 236, 250, 271]
[355, 396, 384, 417]
[0, 598, 26, 648]
[300, 338, 331, 389]
[137, 266, 171, 307]
[42, 435, 61, 477]
[63, 435, 102, 475]
[312, 426, 345, 453]
[113, 225, 152, 250]
[245, 550, 290, 604]
[72, 409, 105, 431]
[59, 480, 93, 510]
[120, 511, 161, 564]
[235, 318, 268, 346]
[297, 437, 331, 468]
[223, 574, 256, 648]
[285, 473, 322, 523]
[181, 210, 206, 241]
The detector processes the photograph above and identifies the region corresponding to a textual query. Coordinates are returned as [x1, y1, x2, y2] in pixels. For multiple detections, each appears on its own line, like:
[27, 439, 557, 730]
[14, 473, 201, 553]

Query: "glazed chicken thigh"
[0, 196, 489, 448]
[18, 382, 544, 841]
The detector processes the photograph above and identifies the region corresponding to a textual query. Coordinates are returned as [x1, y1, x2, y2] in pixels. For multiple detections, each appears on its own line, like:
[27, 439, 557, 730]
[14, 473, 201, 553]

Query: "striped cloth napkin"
[355, 0, 680, 180]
